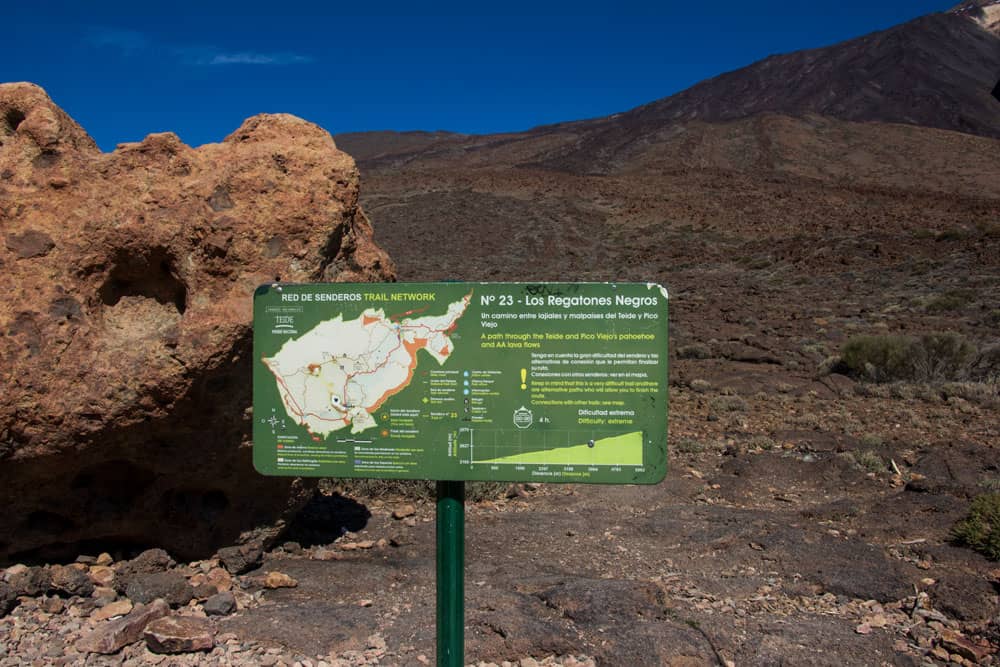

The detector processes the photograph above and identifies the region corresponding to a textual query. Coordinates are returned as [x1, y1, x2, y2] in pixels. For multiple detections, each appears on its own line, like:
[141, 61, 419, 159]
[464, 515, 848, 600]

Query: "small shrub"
[970, 345, 1000, 384]
[952, 493, 1000, 561]
[675, 438, 705, 454]
[922, 289, 975, 314]
[841, 335, 914, 382]
[941, 381, 999, 405]
[801, 343, 829, 359]
[860, 434, 883, 448]
[980, 478, 1000, 492]
[816, 355, 844, 377]
[841, 333, 974, 383]
[854, 450, 887, 474]
[911, 333, 975, 382]
[689, 379, 712, 393]
[935, 228, 968, 242]
[710, 396, 748, 413]
[677, 344, 712, 360]
[750, 436, 776, 451]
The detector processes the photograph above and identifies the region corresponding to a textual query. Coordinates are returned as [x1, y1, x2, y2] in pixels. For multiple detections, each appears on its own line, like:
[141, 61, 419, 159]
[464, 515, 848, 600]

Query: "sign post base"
[436, 480, 465, 667]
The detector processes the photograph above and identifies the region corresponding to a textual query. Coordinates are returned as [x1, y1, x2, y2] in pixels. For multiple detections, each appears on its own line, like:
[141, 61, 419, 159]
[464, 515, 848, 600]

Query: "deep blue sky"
[8, 0, 950, 151]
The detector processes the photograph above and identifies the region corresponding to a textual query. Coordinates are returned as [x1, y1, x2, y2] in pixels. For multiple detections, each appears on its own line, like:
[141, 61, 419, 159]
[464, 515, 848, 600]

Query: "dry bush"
[952, 493, 1000, 561]
[676, 343, 712, 359]
[841, 333, 975, 383]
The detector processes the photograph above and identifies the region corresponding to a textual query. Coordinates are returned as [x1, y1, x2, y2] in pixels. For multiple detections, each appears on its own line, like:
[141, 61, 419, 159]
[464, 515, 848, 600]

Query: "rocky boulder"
[0, 82, 396, 563]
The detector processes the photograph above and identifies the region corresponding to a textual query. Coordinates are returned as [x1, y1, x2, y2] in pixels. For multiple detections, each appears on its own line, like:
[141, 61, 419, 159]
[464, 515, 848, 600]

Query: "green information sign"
[252, 282, 668, 484]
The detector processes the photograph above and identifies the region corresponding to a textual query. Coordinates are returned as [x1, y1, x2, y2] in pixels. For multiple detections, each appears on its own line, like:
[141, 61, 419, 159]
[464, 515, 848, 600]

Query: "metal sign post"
[251, 282, 670, 665]
[436, 480, 465, 667]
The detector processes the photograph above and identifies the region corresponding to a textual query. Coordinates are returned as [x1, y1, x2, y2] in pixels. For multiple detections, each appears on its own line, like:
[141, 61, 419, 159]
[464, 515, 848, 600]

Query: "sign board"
[253, 282, 668, 484]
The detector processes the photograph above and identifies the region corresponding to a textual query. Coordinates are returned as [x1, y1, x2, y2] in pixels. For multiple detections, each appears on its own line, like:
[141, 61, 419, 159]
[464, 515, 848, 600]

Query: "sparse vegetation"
[952, 493, 1000, 561]
[856, 450, 887, 474]
[750, 436, 776, 451]
[689, 379, 712, 393]
[676, 343, 712, 359]
[859, 434, 883, 448]
[920, 289, 975, 313]
[675, 438, 705, 454]
[979, 478, 1000, 493]
[710, 395, 748, 413]
[840, 332, 975, 383]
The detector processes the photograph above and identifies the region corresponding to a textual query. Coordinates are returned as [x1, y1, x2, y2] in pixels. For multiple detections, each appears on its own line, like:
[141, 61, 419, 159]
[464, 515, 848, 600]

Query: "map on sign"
[253, 282, 669, 484]
[262, 293, 471, 437]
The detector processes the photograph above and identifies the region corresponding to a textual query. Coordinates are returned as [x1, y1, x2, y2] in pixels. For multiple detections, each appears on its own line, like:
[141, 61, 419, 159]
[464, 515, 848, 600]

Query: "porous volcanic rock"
[0, 82, 395, 563]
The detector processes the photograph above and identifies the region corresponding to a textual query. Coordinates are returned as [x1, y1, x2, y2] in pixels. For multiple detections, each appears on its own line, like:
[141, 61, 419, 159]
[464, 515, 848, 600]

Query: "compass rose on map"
[260, 408, 287, 435]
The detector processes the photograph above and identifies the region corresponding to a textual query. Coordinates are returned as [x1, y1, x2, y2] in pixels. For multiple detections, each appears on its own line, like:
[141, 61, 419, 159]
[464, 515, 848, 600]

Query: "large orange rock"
[0, 83, 395, 562]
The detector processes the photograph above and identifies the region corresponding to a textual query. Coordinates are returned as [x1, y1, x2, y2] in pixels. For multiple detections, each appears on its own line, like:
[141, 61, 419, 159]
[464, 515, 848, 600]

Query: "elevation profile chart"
[252, 282, 669, 484]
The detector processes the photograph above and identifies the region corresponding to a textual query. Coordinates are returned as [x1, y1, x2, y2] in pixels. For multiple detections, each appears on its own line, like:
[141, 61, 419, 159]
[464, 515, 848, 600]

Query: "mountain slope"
[337, 9, 1000, 174]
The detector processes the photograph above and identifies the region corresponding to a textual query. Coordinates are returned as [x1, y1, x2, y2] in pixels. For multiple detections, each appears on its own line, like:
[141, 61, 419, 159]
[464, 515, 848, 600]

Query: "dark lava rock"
[932, 574, 1000, 622]
[535, 578, 668, 624]
[909, 441, 1000, 498]
[7, 566, 52, 597]
[192, 583, 218, 601]
[125, 572, 194, 607]
[49, 565, 94, 597]
[113, 549, 176, 593]
[758, 527, 914, 602]
[217, 543, 264, 575]
[0, 582, 17, 617]
[203, 591, 236, 616]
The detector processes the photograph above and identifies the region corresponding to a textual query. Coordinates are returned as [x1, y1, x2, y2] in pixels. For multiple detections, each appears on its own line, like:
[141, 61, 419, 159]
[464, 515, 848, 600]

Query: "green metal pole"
[436, 480, 465, 667]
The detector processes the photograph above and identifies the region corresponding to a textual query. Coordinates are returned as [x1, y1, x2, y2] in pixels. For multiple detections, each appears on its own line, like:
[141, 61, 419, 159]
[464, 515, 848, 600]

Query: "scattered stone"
[96, 553, 114, 566]
[89, 565, 115, 587]
[76, 555, 97, 565]
[92, 586, 118, 605]
[203, 591, 237, 616]
[7, 565, 52, 597]
[263, 572, 298, 589]
[75, 599, 170, 654]
[125, 572, 194, 607]
[49, 564, 95, 597]
[392, 505, 416, 519]
[91, 599, 133, 622]
[144, 615, 215, 654]
[204, 567, 233, 592]
[4, 229, 55, 258]
[282, 541, 303, 554]
[114, 549, 176, 592]
[41, 596, 65, 614]
[312, 548, 343, 561]
[939, 629, 991, 664]
[506, 484, 527, 499]
[217, 543, 265, 575]
[192, 583, 218, 600]
[388, 534, 413, 548]
[0, 582, 17, 617]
